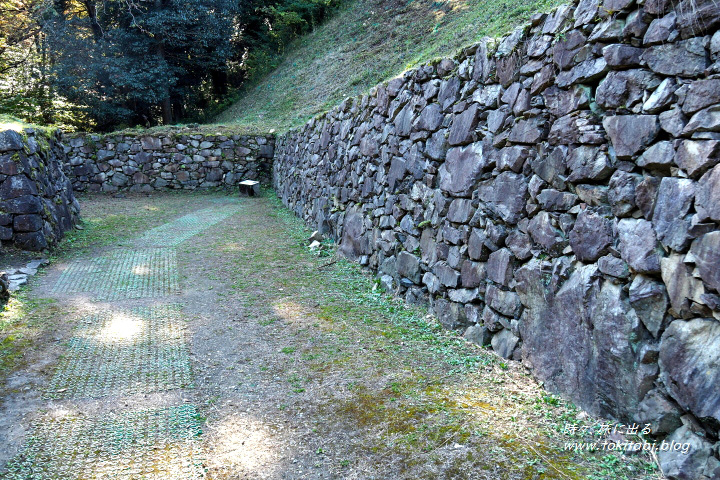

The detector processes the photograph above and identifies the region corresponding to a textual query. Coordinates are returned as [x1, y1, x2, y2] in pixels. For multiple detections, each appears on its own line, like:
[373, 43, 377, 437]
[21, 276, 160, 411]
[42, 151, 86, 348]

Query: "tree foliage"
[0, 0, 340, 130]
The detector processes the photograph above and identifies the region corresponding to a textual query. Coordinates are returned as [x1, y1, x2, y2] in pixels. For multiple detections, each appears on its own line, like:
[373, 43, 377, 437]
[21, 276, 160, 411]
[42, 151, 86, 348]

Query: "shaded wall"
[0, 128, 79, 251]
[64, 131, 275, 193]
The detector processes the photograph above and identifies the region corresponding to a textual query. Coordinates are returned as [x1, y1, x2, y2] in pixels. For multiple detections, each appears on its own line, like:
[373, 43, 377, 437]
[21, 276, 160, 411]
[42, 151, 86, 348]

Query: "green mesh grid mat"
[52, 248, 179, 300]
[1, 405, 206, 479]
[45, 305, 193, 400]
[137, 204, 241, 247]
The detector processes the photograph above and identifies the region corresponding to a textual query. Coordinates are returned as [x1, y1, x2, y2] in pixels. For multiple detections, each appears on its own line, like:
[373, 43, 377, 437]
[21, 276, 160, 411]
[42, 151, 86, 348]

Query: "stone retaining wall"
[64, 131, 275, 192]
[0, 128, 79, 251]
[273, 0, 720, 477]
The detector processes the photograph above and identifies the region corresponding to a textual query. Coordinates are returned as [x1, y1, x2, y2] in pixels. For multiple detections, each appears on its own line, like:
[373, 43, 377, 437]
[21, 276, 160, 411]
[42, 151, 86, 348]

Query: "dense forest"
[0, 0, 340, 130]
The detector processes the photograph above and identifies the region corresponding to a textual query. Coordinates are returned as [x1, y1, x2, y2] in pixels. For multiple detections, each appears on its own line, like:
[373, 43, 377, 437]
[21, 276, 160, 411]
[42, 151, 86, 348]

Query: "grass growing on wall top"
[216, 0, 565, 133]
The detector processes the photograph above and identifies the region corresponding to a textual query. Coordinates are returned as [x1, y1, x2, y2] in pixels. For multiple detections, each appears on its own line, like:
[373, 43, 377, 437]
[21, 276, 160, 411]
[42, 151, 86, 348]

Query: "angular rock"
[487, 248, 514, 286]
[0, 175, 38, 199]
[690, 232, 720, 292]
[14, 231, 48, 251]
[574, 0, 599, 27]
[528, 211, 567, 256]
[477, 172, 528, 224]
[543, 85, 591, 117]
[603, 115, 660, 159]
[396, 251, 421, 284]
[576, 184, 609, 206]
[0, 130, 23, 152]
[636, 389, 683, 435]
[598, 255, 630, 278]
[434, 261, 461, 288]
[659, 108, 689, 137]
[566, 146, 613, 182]
[660, 253, 705, 318]
[675, 140, 720, 178]
[0, 195, 42, 214]
[602, 44, 643, 67]
[596, 70, 659, 110]
[516, 262, 643, 418]
[643, 13, 677, 45]
[549, 111, 605, 146]
[658, 425, 720, 480]
[637, 141, 675, 169]
[491, 329, 519, 359]
[506, 231, 533, 260]
[422, 272, 442, 294]
[461, 261, 485, 288]
[629, 275, 668, 337]
[425, 130, 448, 161]
[508, 117, 548, 144]
[617, 218, 662, 273]
[448, 288, 480, 303]
[447, 198, 474, 223]
[636, 176, 661, 220]
[439, 142, 486, 197]
[660, 319, 720, 428]
[695, 164, 720, 222]
[643, 78, 677, 113]
[532, 147, 567, 189]
[498, 146, 532, 173]
[652, 178, 695, 251]
[433, 298, 467, 330]
[339, 208, 370, 261]
[448, 104, 479, 146]
[642, 38, 710, 77]
[483, 305, 509, 332]
[683, 106, 720, 135]
[485, 284, 522, 318]
[464, 324, 491, 346]
[415, 103, 444, 132]
[675, 0, 720, 38]
[608, 170, 641, 217]
[536, 189, 578, 211]
[556, 58, 608, 88]
[682, 79, 720, 114]
[13, 214, 43, 233]
[570, 209, 614, 263]
[468, 228, 489, 261]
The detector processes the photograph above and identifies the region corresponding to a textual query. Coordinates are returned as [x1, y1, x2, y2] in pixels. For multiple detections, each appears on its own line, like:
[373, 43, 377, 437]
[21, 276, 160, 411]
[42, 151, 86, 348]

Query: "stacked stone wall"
[0, 128, 79, 251]
[64, 131, 275, 192]
[273, 0, 720, 477]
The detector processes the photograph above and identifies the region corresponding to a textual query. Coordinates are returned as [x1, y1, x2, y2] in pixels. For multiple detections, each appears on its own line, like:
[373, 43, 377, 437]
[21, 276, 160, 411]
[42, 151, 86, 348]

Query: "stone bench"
[238, 180, 260, 196]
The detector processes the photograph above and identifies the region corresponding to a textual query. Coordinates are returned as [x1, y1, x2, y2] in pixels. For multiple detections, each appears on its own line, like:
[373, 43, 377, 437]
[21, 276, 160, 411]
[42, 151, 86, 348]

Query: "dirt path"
[0, 192, 661, 480]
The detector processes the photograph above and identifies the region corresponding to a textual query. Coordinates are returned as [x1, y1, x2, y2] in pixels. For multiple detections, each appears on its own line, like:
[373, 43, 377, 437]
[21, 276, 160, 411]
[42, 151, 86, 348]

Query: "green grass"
[216, 0, 565, 133]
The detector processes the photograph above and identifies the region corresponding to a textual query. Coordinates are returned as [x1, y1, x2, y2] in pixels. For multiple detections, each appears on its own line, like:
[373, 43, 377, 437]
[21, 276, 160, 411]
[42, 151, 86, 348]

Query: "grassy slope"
[216, 0, 565, 133]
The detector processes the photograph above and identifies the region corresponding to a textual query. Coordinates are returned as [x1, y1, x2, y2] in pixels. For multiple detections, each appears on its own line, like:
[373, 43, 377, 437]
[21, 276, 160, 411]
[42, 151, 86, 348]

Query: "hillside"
[216, 0, 565, 132]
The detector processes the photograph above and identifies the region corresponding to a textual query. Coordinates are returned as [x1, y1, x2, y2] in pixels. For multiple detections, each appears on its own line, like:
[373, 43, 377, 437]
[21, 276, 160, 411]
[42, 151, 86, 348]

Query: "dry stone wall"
[64, 131, 275, 192]
[0, 128, 79, 251]
[273, 0, 720, 478]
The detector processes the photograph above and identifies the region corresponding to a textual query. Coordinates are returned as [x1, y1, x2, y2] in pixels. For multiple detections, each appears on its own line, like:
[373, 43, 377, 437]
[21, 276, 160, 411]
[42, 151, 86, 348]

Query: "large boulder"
[660, 319, 720, 429]
[516, 261, 644, 418]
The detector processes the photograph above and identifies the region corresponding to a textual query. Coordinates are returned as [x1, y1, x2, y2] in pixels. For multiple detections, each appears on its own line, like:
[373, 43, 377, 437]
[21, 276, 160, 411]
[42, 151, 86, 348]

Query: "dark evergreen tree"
[45, 0, 237, 129]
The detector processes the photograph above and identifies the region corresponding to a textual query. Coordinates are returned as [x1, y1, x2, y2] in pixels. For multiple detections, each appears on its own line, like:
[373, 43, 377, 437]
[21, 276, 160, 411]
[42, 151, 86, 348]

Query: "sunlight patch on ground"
[206, 414, 283, 477]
